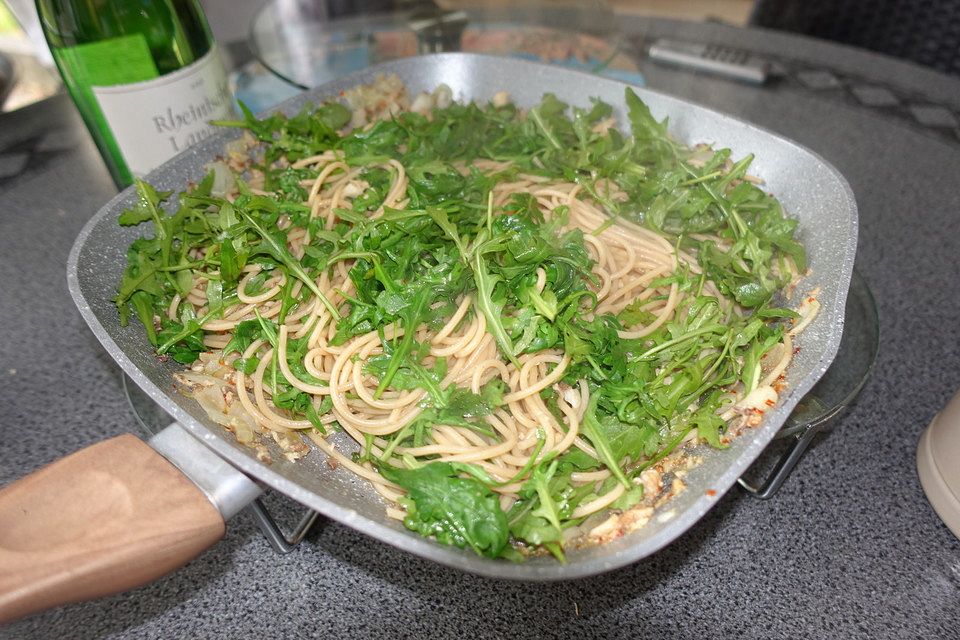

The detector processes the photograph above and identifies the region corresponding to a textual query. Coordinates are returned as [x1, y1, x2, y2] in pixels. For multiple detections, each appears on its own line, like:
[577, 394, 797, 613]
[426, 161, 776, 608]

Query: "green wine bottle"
[36, 0, 234, 187]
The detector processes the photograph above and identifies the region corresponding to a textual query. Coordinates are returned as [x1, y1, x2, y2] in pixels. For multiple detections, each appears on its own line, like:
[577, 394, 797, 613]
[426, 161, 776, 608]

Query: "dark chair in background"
[750, 0, 960, 76]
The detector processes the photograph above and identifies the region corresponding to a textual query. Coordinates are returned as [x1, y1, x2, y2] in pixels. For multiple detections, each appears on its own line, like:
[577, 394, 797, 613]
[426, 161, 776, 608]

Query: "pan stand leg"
[247, 498, 321, 554]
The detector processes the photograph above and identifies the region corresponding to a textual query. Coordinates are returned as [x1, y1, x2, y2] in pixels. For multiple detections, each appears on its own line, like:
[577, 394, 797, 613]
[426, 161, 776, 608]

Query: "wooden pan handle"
[0, 434, 225, 624]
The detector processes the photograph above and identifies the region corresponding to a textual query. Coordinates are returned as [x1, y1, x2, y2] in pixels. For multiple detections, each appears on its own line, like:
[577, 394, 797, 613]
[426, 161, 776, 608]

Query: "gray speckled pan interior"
[67, 53, 857, 580]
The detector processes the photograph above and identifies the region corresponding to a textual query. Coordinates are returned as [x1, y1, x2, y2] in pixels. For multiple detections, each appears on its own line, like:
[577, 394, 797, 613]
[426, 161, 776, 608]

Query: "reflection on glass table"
[249, 0, 643, 89]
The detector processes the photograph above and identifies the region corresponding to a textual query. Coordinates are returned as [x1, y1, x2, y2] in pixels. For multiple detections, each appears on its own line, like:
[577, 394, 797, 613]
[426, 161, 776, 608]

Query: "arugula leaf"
[232, 357, 260, 375]
[236, 209, 341, 320]
[372, 286, 434, 397]
[365, 344, 447, 400]
[625, 87, 671, 144]
[470, 237, 516, 364]
[563, 412, 653, 472]
[427, 206, 468, 261]
[618, 299, 656, 328]
[441, 385, 499, 420]
[118, 180, 172, 227]
[116, 248, 162, 313]
[580, 395, 632, 489]
[129, 291, 157, 345]
[528, 459, 563, 536]
[378, 462, 509, 558]
[692, 406, 728, 449]
[408, 161, 466, 199]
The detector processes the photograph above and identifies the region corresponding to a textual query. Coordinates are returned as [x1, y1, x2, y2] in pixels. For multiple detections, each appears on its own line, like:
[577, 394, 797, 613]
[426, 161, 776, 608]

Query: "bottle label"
[91, 46, 234, 177]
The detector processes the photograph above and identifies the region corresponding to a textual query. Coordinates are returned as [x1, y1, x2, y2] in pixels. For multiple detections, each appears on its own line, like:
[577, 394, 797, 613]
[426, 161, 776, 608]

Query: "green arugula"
[378, 462, 510, 558]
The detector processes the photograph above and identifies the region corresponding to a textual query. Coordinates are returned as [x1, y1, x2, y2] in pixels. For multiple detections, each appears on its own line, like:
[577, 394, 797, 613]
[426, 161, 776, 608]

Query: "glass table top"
[249, 0, 643, 90]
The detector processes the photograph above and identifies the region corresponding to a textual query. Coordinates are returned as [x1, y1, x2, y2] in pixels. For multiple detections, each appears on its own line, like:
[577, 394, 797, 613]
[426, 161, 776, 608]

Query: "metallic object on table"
[247, 500, 321, 554]
[67, 53, 857, 581]
[649, 38, 770, 84]
[739, 269, 880, 498]
[408, 8, 468, 54]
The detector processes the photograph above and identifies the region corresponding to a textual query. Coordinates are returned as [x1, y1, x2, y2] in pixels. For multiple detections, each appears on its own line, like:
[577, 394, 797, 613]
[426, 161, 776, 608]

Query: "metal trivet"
[247, 499, 320, 554]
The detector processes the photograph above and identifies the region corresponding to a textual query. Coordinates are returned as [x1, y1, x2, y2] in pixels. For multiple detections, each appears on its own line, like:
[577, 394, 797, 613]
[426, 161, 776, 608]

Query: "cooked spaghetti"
[117, 78, 815, 560]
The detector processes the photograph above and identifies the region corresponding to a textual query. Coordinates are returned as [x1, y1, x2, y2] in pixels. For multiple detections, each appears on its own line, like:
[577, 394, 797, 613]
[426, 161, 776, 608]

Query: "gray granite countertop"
[2, 18, 959, 640]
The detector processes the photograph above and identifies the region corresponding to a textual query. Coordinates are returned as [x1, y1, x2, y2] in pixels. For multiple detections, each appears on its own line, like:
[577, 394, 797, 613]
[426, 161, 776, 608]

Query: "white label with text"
[92, 46, 234, 177]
